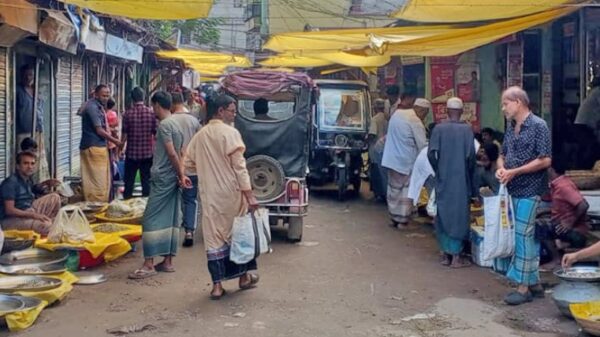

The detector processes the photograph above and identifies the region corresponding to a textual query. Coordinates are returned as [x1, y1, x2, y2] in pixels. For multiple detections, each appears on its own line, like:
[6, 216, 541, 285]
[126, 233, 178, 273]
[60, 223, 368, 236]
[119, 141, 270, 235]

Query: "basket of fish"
[94, 198, 147, 224]
[90, 223, 141, 243]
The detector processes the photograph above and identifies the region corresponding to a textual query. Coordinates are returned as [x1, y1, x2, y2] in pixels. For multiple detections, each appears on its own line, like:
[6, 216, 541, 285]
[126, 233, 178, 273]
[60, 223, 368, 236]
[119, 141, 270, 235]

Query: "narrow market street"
[11, 188, 579, 337]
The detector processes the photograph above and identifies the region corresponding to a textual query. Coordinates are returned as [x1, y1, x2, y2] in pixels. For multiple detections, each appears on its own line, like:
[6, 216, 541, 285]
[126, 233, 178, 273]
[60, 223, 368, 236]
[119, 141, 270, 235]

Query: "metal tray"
[0, 249, 68, 267]
[1, 239, 35, 255]
[8, 295, 43, 312]
[555, 266, 600, 282]
[0, 276, 62, 293]
[0, 263, 66, 276]
[73, 272, 107, 285]
[0, 295, 24, 315]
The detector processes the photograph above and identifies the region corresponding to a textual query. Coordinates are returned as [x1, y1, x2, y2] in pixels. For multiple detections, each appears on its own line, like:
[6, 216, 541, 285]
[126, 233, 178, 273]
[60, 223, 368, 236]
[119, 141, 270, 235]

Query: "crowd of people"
[1, 64, 598, 304]
[0, 72, 261, 299]
[369, 84, 597, 306]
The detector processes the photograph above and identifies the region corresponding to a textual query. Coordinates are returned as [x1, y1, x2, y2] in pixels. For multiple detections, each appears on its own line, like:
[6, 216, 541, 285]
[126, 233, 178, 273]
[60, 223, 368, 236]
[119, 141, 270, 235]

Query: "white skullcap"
[414, 98, 431, 109]
[446, 97, 464, 109]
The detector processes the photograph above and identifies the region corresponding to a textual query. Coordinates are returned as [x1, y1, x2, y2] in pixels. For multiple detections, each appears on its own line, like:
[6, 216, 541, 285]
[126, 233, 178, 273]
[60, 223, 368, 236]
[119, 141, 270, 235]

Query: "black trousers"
[124, 158, 152, 199]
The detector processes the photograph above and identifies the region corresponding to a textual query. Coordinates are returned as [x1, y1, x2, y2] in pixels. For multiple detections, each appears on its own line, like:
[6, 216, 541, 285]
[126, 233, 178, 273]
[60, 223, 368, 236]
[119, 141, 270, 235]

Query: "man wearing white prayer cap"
[414, 98, 431, 121]
[382, 94, 429, 228]
[427, 96, 477, 268]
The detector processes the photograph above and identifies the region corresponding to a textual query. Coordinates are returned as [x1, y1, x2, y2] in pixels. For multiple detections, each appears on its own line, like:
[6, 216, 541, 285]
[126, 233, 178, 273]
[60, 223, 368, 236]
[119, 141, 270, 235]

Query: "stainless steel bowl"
[73, 272, 107, 285]
[554, 266, 600, 282]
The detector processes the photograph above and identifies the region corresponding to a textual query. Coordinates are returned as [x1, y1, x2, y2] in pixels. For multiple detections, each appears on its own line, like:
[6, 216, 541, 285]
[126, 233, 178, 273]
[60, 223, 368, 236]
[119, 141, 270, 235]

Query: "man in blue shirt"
[497, 86, 552, 305]
[79, 85, 121, 202]
[0, 152, 61, 235]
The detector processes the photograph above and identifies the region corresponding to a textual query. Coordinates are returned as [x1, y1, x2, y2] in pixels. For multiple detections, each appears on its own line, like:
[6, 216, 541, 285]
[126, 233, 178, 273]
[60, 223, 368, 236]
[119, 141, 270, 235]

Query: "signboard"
[430, 63, 455, 103]
[507, 40, 523, 88]
[429, 56, 480, 130]
[455, 63, 480, 102]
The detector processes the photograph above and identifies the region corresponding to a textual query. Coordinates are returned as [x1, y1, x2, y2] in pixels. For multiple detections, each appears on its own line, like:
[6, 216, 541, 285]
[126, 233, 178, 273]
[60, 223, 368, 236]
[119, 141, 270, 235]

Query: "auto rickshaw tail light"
[289, 181, 301, 199]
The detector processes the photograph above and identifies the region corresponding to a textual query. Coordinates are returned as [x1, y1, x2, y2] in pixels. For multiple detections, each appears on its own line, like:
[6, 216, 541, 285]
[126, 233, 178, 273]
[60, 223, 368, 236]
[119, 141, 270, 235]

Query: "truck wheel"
[287, 217, 303, 242]
[246, 155, 285, 202]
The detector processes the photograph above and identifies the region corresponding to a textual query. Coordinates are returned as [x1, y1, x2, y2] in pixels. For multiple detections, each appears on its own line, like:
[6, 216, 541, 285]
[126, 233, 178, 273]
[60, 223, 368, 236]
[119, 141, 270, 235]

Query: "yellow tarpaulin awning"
[373, 6, 577, 56]
[392, 0, 573, 23]
[157, 49, 252, 67]
[259, 54, 334, 68]
[260, 51, 391, 68]
[158, 48, 252, 76]
[60, 0, 213, 19]
[264, 6, 575, 61]
[263, 25, 453, 53]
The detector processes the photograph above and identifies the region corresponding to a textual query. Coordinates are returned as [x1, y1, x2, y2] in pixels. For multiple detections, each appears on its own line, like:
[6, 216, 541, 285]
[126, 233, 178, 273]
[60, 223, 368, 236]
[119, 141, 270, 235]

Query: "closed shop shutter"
[70, 57, 83, 176]
[0, 48, 7, 180]
[56, 56, 72, 179]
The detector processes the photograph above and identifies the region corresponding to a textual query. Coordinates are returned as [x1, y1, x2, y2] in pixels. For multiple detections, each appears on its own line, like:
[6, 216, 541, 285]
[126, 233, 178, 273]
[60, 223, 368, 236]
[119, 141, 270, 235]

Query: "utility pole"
[260, 0, 269, 37]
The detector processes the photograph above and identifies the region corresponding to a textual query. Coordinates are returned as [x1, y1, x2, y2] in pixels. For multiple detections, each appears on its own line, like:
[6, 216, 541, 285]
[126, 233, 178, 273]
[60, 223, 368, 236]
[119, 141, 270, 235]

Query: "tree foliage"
[140, 18, 223, 46]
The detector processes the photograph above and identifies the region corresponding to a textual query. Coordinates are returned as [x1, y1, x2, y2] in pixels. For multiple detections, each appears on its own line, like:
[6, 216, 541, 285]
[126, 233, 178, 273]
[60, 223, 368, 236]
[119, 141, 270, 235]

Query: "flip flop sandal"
[128, 268, 157, 279]
[210, 289, 227, 300]
[155, 262, 175, 273]
[239, 274, 260, 290]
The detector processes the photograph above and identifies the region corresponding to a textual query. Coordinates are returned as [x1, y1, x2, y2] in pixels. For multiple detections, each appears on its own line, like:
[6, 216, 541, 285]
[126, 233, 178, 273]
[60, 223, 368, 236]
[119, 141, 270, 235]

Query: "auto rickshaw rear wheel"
[287, 217, 303, 242]
[246, 155, 286, 202]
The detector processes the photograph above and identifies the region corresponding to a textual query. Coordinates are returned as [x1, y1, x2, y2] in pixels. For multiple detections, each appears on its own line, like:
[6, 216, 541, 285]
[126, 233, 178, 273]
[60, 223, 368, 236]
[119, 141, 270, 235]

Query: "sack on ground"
[426, 189, 437, 217]
[230, 208, 272, 264]
[482, 184, 515, 260]
[47, 205, 95, 244]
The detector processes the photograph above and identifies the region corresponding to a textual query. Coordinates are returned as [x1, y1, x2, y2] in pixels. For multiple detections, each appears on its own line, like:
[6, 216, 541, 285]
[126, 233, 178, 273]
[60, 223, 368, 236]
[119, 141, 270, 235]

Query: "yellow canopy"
[260, 51, 391, 68]
[259, 54, 334, 68]
[373, 6, 576, 56]
[60, 0, 213, 19]
[186, 63, 229, 76]
[265, 7, 575, 60]
[392, 0, 573, 23]
[263, 25, 453, 53]
[157, 49, 252, 68]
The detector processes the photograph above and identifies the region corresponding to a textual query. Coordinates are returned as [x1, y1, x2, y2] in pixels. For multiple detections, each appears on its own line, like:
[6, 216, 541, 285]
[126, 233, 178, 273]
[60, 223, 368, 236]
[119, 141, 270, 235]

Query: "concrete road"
[12, 189, 579, 337]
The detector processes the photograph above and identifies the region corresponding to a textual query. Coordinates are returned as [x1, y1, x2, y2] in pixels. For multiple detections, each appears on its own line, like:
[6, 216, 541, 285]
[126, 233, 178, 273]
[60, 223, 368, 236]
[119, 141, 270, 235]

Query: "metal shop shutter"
[70, 57, 83, 176]
[56, 56, 72, 179]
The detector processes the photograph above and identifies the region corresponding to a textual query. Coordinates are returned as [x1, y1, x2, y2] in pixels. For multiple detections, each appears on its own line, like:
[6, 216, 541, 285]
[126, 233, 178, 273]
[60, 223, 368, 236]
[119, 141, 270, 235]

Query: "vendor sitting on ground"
[538, 161, 589, 270]
[0, 151, 62, 235]
[475, 142, 500, 195]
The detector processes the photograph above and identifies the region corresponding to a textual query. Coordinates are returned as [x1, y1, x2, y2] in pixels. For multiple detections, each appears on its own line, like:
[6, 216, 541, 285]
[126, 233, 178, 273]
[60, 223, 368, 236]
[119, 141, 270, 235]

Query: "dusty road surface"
[10, 189, 580, 337]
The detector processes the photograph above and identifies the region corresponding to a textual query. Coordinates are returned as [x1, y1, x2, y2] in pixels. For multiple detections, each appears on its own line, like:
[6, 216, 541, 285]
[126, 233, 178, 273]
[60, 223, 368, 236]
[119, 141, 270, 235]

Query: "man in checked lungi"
[496, 86, 552, 305]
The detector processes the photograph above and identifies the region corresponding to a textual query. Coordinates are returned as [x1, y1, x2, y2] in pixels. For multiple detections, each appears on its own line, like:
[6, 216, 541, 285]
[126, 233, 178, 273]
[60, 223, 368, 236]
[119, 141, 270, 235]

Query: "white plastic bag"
[230, 208, 272, 264]
[426, 189, 437, 217]
[482, 184, 515, 260]
[47, 205, 95, 244]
